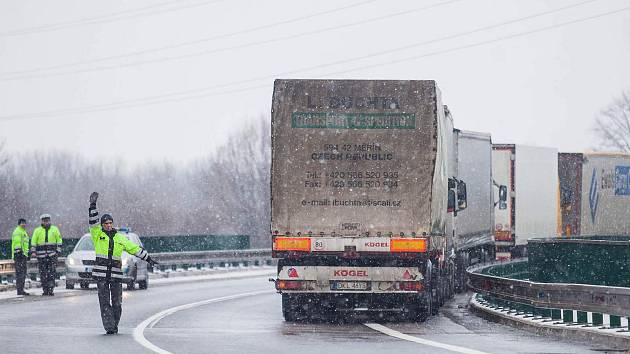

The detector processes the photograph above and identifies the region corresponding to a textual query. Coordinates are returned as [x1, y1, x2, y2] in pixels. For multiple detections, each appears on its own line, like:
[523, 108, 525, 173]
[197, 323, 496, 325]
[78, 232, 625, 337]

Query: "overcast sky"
[0, 0, 629, 164]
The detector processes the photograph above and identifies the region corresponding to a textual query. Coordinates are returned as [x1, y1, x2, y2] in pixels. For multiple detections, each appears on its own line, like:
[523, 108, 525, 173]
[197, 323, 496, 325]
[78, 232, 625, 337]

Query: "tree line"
[0, 119, 270, 248]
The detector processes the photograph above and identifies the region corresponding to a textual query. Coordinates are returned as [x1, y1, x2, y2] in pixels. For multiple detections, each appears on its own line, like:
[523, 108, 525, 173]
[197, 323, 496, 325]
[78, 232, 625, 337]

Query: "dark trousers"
[97, 281, 122, 332]
[14, 255, 27, 294]
[38, 257, 56, 294]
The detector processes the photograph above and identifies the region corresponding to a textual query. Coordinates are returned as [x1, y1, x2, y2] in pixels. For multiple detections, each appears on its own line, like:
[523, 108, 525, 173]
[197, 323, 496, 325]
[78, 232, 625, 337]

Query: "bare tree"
[0, 118, 271, 247]
[593, 91, 630, 152]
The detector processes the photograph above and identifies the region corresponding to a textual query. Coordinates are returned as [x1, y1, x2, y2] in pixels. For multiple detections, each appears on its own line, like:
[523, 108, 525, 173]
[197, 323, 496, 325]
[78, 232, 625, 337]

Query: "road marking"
[133, 289, 274, 354]
[364, 323, 492, 354]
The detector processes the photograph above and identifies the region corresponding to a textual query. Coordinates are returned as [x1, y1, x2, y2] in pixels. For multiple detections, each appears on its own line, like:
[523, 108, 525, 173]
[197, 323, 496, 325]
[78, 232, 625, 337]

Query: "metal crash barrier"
[0, 249, 273, 290]
[468, 260, 630, 328]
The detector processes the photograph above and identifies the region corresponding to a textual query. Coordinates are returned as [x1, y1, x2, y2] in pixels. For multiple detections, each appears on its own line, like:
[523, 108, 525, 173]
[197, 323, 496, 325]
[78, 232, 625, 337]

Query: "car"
[65, 229, 149, 290]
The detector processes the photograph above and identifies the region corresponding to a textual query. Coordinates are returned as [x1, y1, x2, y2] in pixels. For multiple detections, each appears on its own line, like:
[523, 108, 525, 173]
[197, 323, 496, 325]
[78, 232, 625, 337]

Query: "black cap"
[100, 214, 113, 225]
[18, 218, 26, 225]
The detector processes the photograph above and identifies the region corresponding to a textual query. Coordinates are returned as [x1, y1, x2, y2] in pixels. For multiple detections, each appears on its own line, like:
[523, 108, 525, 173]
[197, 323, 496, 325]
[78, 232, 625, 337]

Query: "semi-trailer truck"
[453, 130, 496, 287]
[559, 152, 630, 237]
[492, 144, 559, 259]
[270, 79, 470, 321]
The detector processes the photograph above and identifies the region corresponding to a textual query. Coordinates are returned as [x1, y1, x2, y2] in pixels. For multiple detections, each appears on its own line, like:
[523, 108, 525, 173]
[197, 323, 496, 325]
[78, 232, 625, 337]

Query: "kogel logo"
[364, 242, 388, 248]
[589, 169, 599, 224]
[333, 269, 368, 277]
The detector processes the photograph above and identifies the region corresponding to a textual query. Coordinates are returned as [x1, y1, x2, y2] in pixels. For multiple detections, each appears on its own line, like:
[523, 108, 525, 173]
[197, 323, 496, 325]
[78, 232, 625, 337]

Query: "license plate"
[331, 281, 369, 291]
[85, 267, 92, 273]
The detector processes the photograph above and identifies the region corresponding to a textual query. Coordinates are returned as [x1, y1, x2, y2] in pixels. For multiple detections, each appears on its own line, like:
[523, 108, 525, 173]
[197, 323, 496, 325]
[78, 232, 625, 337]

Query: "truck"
[559, 152, 630, 237]
[453, 130, 496, 284]
[492, 144, 559, 259]
[270, 79, 470, 321]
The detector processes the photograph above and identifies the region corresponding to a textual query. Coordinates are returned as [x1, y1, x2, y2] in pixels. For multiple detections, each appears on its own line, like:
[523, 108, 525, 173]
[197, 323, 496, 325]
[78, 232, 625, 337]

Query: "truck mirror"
[448, 178, 456, 189]
[457, 181, 467, 211]
[448, 189, 456, 213]
[496, 185, 508, 210]
[499, 185, 507, 202]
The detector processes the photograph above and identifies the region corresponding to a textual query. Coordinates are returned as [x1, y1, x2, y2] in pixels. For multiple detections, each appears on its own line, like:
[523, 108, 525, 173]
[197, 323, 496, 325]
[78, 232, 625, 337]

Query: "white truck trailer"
[270, 79, 468, 321]
[453, 130, 496, 270]
[492, 144, 559, 259]
[559, 152, 630, 237]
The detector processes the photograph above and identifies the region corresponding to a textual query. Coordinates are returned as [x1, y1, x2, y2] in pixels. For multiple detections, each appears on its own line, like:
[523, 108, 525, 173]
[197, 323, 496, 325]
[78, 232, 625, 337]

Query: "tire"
[80, 282, 89, 289]
[418, 262, 434, 321]
[138, 277, 148, 290]
[127, 281, 135, 290]
[66, 282, 74, 290]
[282, 294, 298, 322]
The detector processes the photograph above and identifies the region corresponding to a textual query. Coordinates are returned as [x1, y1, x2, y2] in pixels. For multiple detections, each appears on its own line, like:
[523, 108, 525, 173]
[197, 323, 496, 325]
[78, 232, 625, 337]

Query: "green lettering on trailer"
[291, 112, 416, 129]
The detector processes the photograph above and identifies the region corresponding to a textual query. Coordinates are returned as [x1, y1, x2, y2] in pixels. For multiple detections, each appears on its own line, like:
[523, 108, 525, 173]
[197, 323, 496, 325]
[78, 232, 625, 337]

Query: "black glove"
[146, 256, 159, 267]
[89, 192, 99, 208]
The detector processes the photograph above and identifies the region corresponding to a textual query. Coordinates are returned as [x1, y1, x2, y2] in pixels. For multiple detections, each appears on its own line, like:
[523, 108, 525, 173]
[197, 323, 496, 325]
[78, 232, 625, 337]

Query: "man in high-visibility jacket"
[88, 192, 158, 334]
[30, 214, 62, 296]
[12, 218, 30, 296]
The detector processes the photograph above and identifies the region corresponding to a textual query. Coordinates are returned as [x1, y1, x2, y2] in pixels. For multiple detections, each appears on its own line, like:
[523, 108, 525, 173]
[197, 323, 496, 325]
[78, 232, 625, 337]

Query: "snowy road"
[0, 272, 621, 354]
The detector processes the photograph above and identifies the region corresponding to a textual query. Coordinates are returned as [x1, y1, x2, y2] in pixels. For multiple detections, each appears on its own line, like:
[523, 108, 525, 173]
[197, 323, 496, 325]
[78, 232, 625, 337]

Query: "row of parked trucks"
[269, 79, 630, 321]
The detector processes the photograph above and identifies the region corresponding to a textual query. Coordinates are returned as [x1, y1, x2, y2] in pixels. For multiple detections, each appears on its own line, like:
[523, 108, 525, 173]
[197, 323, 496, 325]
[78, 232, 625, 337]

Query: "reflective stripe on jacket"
[89, 205, 148, 282]
[30, 226, 62, 259]
[11, 226, 29, 259]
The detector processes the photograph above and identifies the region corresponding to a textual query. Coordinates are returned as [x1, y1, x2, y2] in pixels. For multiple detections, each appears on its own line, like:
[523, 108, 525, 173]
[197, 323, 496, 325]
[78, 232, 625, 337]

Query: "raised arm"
[89, 192, 101, 242]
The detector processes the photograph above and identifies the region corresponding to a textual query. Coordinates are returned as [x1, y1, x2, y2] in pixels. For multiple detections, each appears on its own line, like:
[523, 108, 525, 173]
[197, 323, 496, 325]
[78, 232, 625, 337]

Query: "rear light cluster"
[275, 280, 314, 291]
[393, 281, 423, 292]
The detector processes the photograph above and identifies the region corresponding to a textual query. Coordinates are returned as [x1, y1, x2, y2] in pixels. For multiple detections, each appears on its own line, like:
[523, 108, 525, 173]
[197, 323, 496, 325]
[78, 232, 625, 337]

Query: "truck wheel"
[80, 282, 89, 289]
[66, 282, 74, 290]
[402, 295, 423, 322]
[446, 261, 455, 300]
[419, 261, 434, 320]
[127, 281, 135, 290]
[138, 278, 149, 290]
[282, 294, 298, 322]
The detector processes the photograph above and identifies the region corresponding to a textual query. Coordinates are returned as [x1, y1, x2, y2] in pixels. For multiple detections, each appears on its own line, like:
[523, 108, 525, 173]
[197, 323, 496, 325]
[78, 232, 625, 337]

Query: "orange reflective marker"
[273, 237, 311, 252]
[390, 238, 427, 252]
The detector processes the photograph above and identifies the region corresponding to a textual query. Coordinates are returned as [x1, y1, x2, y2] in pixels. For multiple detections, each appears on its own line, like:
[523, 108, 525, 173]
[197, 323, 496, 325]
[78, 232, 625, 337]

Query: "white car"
[65, 230, 149, 290]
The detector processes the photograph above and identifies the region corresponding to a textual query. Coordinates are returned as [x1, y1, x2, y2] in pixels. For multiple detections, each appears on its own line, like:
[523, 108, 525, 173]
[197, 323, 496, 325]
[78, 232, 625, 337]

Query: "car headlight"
[122, 257, 129, 267]
[67, 257, 77, 266]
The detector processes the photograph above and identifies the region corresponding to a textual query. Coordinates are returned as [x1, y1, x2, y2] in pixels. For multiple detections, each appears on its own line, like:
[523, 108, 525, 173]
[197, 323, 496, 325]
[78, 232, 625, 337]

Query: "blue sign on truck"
[615, 166, 630, 196]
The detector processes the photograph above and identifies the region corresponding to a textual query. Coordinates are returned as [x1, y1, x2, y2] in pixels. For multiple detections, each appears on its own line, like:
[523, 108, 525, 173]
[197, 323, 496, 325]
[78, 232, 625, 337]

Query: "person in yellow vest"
[88, 192, 158, 334]
[30, 214, 62, 296]
[11, 218, 30, 296]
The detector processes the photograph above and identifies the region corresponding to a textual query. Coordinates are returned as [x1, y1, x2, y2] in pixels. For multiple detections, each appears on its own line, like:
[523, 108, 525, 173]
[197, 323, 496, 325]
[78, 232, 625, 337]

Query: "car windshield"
[124, 232, 142, 247]
[74, 236, 94, 251]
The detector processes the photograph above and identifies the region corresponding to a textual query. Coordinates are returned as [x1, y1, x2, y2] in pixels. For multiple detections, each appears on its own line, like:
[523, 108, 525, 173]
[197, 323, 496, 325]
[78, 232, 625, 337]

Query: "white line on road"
[364, 323, 492, 354]
[133, 289, 275, 354]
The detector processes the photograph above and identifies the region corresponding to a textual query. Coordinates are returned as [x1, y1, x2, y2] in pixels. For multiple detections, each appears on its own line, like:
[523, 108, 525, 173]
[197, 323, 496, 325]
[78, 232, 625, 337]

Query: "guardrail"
[468, 260, 630, 327]
[151, 249, 272, 269]
[0, 249, 273, 287]
[0, 258, 67, 276]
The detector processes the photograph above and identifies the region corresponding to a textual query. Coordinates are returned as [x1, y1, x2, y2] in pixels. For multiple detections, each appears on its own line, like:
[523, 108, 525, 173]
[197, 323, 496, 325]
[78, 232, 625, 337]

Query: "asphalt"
[0, 272, 625, 354]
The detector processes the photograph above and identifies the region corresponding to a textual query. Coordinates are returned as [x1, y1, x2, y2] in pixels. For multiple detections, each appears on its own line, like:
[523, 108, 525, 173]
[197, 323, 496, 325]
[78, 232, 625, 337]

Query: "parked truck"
[270, 79, 469, 321]
[559, 152, 630, 237]
[492, 144, 559, 259]
[453, 130, 496, 285]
